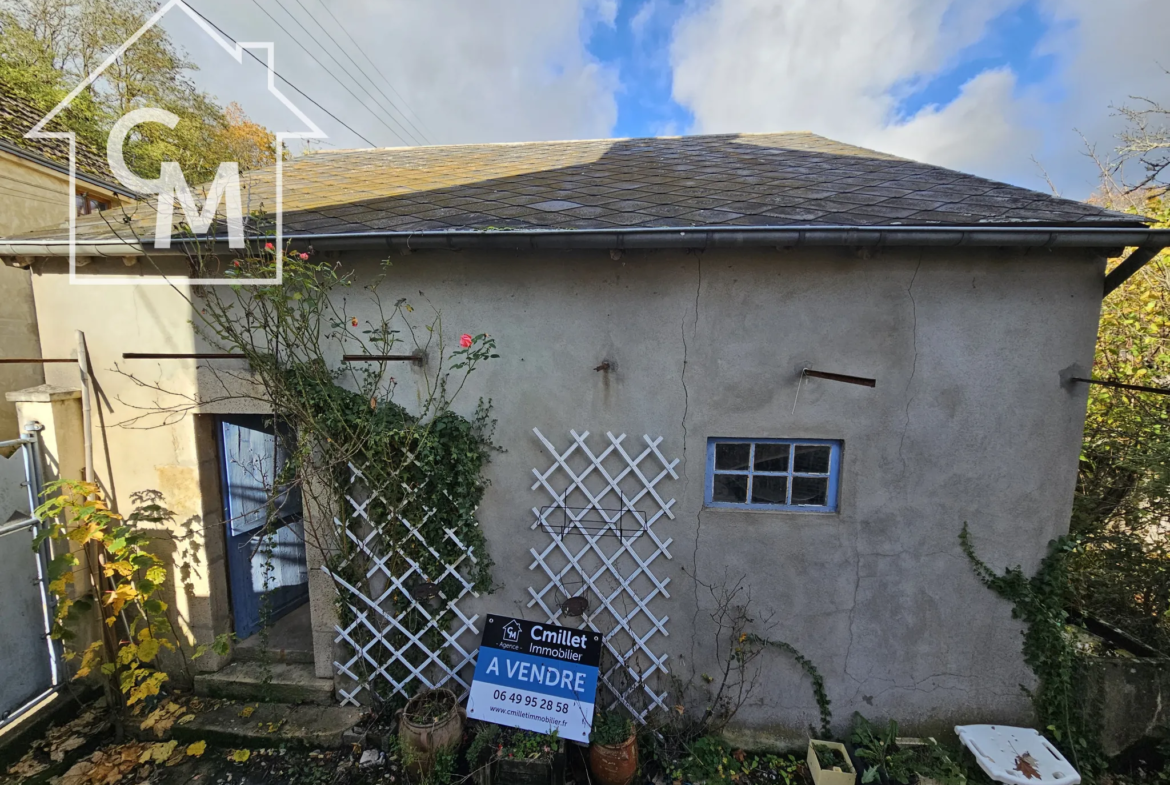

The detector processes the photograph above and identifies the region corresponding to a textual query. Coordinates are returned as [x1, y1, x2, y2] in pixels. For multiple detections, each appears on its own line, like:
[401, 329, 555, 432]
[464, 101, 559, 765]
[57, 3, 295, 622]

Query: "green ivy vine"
[150, 245, 501, 706]
[744, 634, 832, 738]
[959, 524, 1105, 780]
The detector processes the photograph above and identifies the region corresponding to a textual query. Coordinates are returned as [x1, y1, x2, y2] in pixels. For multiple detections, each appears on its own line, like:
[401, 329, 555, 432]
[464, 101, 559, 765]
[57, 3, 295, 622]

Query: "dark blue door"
[218, 415, 309, 639]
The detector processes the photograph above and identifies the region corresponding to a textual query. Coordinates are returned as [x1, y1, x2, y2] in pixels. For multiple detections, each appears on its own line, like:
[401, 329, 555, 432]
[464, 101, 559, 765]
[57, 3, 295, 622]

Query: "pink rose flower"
[459, 333, 473, 348]
[299, 252, 309, 260]
[265, 242, 274, 251]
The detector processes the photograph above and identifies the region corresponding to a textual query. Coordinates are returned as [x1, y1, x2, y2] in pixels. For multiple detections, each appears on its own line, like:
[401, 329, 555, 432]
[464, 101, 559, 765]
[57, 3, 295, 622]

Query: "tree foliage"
[1069, 81, 1170, 652]
[0, 0, 278, 183]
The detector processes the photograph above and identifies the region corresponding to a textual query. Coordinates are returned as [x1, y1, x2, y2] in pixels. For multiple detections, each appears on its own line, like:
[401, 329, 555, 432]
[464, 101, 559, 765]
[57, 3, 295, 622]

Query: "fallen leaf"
[238, 705, 255, 718]
[186, 741, 207, 757]
[140, 740, 177, 764]
[1015, 753, 1042, 780]
[6, 753, 50, 778]
[177, 714, 196, 725]
[732, 749, 747, 763]
[59, 757, 95, 785]
[229, 748, 251, 763]
[50, 734, 87, 762]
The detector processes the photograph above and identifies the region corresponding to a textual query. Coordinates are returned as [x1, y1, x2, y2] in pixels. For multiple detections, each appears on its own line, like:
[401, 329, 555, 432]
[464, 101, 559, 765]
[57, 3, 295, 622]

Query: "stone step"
[194, 662, 334, 706]
[172, 701, 364, 749]
[233, 643, 315, 666]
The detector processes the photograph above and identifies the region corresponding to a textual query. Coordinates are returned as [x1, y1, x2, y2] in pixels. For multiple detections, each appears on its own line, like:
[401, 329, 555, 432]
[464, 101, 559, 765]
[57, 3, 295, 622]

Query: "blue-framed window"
[705, 438, 841, 512]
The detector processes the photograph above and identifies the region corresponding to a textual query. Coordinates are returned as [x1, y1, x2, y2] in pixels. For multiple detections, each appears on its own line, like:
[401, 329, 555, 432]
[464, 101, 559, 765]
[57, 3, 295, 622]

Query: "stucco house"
[3, 132, 1168, 736]
[0, 85, 131, 438]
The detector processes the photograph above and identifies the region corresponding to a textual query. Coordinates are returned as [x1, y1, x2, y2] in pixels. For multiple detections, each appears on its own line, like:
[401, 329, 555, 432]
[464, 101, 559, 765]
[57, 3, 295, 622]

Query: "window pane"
[714, 443, 751, 471]
[792, 476, 828, 506]
[793, 445, 831, 474]
[751, 475, 789, 505]
[753, 443, 790, 472]
[712, 473, 748, 503]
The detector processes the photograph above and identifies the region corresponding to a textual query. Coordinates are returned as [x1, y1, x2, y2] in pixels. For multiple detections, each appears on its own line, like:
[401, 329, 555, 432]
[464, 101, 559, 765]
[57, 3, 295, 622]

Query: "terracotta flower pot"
[398, 688, 464, 777]
[589, 732, 638, 785]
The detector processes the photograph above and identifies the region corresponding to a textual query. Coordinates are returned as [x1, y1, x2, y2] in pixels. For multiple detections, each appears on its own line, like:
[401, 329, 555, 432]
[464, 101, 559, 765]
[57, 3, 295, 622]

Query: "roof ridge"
[308, 130, 826, 155]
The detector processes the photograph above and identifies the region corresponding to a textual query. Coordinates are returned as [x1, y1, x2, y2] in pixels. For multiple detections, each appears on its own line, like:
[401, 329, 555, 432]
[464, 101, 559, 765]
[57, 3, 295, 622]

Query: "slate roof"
[24, 132, 1145, 241]
[0, 84, 119, 187]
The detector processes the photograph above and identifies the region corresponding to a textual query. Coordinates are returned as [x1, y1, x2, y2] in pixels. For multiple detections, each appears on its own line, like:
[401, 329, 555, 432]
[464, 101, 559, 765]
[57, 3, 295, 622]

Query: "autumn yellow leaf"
[106, 584, 138, 616]
[238, 705, 255, 718]
[127, 671, 168, 705]
[137, 638, 160, 663]
[116, 643, 139, 666]
[229, 748, 251, 763]
[186, 741, 206, 757]
[139, 740, 177, 764]
[103, 560, 137, 578]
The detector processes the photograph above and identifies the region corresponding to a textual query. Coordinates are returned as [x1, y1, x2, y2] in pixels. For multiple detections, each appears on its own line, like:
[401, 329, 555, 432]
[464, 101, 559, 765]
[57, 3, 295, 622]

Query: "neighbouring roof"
[16, 131, 1147, 243]
[0, 84, 122, 191]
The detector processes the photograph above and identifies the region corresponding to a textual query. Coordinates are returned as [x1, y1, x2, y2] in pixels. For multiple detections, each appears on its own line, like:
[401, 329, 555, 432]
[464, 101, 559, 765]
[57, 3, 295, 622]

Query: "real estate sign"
[466, 615, 602, 743]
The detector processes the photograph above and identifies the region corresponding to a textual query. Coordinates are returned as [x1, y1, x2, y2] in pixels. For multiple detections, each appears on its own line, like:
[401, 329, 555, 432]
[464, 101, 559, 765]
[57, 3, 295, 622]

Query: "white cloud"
[667, 0, 1170, 196]
[594, 0, 620, 28]
[163, 0, 619, 149]
[630, 0, 662, 39]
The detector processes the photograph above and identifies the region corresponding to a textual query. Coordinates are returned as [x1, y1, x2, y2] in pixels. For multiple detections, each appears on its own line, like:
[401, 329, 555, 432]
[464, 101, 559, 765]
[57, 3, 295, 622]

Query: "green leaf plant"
[33, 482, 228, 716]
[111, 238, 501, 710]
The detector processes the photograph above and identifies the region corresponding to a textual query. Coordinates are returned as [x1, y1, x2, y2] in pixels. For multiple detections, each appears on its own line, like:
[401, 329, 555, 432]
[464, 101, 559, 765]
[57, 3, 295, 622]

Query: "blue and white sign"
[466, 615, 602, 743]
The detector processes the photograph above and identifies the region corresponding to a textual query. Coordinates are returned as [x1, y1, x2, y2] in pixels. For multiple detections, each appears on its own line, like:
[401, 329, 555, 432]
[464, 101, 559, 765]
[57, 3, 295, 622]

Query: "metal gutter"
[3, 225, 1167, 294]
[3, 224, 1169, 254]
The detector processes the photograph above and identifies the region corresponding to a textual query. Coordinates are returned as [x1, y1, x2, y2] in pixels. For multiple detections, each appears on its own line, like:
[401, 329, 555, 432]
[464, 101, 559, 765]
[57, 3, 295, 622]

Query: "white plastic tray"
[954, 725, 1080, 785]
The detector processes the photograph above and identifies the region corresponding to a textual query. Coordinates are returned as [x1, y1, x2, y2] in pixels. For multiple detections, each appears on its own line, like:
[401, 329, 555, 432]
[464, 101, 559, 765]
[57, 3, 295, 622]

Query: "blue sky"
[586, 0, 1063, 141]
[168, 0, 1168, 197]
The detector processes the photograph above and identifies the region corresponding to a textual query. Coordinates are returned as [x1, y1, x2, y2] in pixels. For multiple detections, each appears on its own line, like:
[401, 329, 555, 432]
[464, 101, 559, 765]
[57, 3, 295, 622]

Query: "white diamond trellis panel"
[527, 428, 679, 723]
[323, 461, 481, 707]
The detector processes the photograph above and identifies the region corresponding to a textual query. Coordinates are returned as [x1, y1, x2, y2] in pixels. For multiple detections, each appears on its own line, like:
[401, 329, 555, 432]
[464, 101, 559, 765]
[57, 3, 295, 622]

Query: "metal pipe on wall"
[76, 331, 93, 484]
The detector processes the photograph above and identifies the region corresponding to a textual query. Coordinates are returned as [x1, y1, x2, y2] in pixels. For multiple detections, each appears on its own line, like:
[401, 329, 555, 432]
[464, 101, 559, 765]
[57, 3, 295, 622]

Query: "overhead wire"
[288, 0, 430, 146]
[248, 0, 413, 147]
[184, 2, 379, 147]
[315, 0, 438, 144]
[0, 183, 65, 206]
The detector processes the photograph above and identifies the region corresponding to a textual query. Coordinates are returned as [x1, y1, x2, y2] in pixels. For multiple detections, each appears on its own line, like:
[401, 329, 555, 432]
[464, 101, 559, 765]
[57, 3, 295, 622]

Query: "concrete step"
[233, 642, 315, 665]
[172, 701, 364, 749]
[194, 662, 334, 706]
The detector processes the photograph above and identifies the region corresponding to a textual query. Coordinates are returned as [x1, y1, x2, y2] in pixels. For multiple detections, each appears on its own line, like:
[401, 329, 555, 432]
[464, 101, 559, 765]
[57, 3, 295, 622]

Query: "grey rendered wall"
[25, 244, 1103, 734]
[339, 245, 1102, 736]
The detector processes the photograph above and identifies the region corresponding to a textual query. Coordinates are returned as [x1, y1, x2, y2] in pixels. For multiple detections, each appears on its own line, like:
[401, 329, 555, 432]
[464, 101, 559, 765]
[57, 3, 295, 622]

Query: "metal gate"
[0, 422, 61, 730]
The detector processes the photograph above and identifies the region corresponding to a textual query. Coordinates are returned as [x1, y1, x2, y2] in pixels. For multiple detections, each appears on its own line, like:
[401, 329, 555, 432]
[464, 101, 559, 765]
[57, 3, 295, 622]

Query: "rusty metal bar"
[804, 369, 876, 388]
[0, 358, 75, 364]
[121, 352, 247, 360]
[1072, 377, 1170, 396]
[342, 354, 423, 363]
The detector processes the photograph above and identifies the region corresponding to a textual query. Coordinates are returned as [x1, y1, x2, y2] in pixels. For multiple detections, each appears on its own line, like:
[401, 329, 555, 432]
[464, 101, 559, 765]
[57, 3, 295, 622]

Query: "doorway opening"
[217, 414, 311, 658]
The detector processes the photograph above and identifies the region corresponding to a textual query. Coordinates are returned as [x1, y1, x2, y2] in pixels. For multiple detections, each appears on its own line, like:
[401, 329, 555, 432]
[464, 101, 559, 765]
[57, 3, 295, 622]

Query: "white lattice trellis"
[324, 461, 482, 706]
[527, 428, 679, 723]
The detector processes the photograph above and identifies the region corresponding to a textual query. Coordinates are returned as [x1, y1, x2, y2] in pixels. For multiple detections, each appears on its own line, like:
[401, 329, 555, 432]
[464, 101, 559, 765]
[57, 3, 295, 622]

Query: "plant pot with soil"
[398, 688, 464, 777]
[589, 710, 637, 785]
[809, 740, 857, 785]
